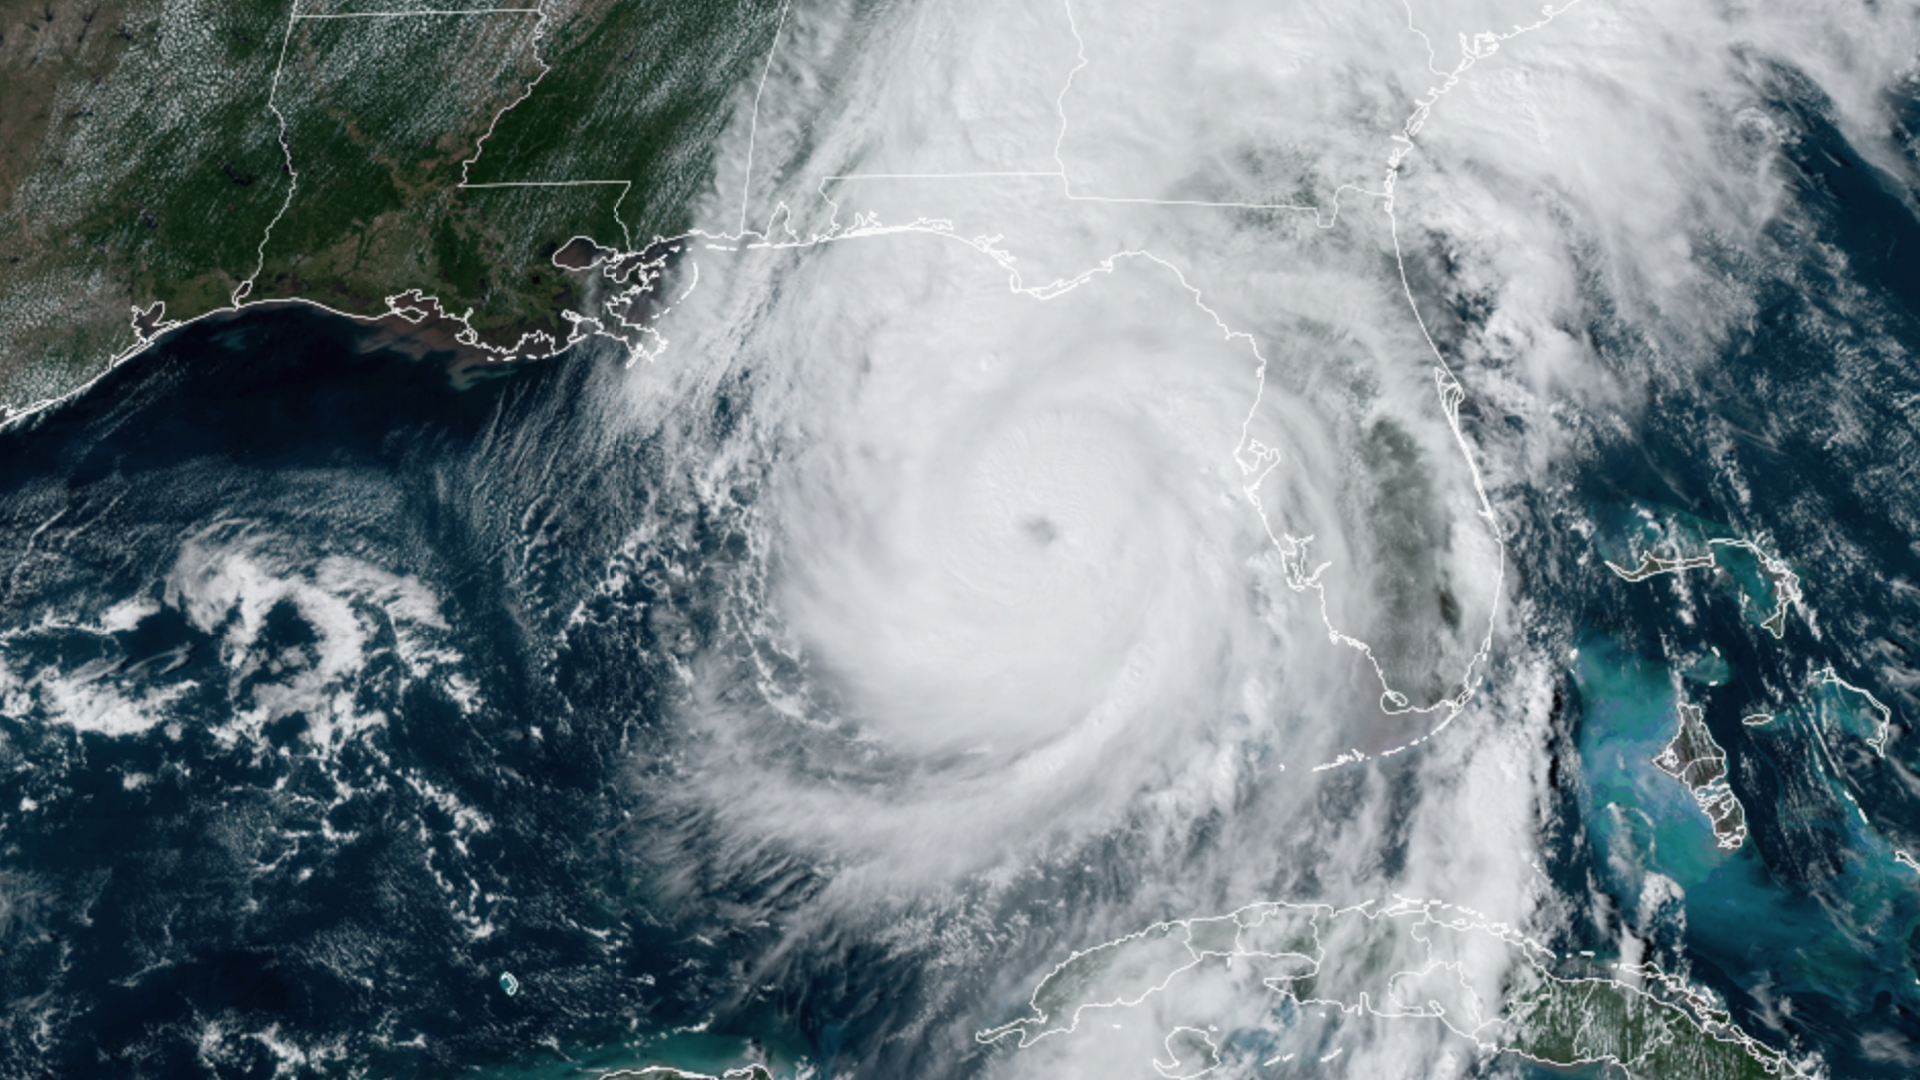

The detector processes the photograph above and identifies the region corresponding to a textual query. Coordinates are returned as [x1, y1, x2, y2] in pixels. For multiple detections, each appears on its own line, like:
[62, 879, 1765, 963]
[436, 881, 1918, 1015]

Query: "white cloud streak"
[589, 0, 1920, 1071]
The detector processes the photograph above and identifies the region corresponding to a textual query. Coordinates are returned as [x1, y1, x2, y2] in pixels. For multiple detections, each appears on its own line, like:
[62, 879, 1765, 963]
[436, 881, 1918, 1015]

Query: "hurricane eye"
[1019, 515, 1059, 547]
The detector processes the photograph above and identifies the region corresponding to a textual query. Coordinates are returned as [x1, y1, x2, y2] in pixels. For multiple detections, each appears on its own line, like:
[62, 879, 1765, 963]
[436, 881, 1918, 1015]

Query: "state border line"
[722, 0, 1595, 762]
[292, 9, 540, 19]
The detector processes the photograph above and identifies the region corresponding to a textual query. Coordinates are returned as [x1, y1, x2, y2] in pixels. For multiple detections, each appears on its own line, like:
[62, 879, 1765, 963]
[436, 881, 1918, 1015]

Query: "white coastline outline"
[971, 895, 1805, 1077]
[1151, 1026, 1221, 1079]
[4, 0, 1584, 773]
[0, 7, 1887, 1078]
[0, 0, 654, 407]
[238, 3, 556, 306]
[1612, 537, 1912, 877]
[722, 0, 1603, 766]
[1815, 664, 1893, 758]
[1605, 536, 1804, 640]
[1650, 700, 1749, 851]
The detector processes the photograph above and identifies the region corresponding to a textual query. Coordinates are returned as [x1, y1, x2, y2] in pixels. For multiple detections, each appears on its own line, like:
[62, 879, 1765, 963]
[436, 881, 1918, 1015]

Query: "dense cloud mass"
[5, 0, 1920, 1076]
[635, 3, 1506, 883]
[594, 0, 1920, 1074]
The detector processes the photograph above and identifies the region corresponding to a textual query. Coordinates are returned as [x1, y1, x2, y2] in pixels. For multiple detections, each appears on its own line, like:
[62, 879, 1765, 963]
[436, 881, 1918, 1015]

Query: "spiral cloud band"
[578, 0, 1920, 1072]
[601, 0, 1524, 891]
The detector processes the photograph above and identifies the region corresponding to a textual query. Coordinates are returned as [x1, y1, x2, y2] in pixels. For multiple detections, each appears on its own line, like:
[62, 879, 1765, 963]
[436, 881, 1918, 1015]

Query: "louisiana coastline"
[3, 0, 1920, 1078]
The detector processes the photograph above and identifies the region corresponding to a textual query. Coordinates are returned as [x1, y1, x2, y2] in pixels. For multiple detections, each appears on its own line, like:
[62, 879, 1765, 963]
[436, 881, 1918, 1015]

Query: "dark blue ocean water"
[2, 65, 1919, 1080]
[0, 310, 818, 1078]
[1514, 74, 1920, 1079]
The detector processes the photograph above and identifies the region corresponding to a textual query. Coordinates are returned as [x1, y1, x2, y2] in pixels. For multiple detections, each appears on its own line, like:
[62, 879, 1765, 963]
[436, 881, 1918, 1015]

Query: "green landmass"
[0, 0, 783, 415]
[1506, 971, 1791, 1080]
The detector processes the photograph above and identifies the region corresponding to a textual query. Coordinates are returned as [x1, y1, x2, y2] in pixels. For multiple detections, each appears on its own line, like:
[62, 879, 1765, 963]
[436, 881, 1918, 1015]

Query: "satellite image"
[1, 0, 1918, 1077]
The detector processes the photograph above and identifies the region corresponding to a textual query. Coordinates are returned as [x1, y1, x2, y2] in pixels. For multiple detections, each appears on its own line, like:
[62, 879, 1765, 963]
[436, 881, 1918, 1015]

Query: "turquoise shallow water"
[1573, 638, 1735, 889]
[1571, 634, 1920, 1038]
[6, 31, 1920, 1078]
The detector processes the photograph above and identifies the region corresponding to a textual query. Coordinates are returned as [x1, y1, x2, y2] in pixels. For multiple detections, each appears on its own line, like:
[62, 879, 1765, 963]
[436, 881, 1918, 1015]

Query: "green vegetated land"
[1506, 972, 1793, 1080]
[0, 0, 785, 414]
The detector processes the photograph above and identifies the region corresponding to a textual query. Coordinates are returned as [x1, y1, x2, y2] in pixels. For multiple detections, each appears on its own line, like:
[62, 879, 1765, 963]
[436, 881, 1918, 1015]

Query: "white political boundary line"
[810, 0, 1375, 228]
[1654, 701, 1750, 850]
[816, 169, 1366, 224]
[219, 1, 673, 367]
[237, 2, 552, 305]
[1610, 540, 1916, 876]
[1049, 0, 1378, 225]
[0, 0, 766, 430]
[11, 0, 1549, 772]
[973, 895, 1806, 1078]
[713, 0, 1601, 768]
[1818, 665, 1893, 757]
[1606, 535, 1804, 639]
[698, 196, 1486, 754]
[736, 1, 792, 238]
[0, 0, 667, 433]
[5, 1, 1554, 753]
[293, 8, 540, 18]
[233, 4, 302, 306]
[450, 3, 646, 250]
[1369, 0, 1591, 753]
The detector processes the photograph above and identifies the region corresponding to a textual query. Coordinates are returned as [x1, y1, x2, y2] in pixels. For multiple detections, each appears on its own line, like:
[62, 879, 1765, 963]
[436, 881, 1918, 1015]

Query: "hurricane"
[3, 0, 1920, 1077]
